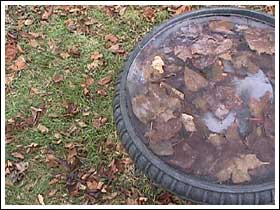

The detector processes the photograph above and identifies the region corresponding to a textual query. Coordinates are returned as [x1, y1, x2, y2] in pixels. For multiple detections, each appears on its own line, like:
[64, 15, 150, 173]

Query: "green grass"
[5, 5, 272, 205]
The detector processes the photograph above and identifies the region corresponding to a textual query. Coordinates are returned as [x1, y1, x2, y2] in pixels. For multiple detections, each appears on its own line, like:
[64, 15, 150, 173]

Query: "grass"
[5, 5, 273, 205]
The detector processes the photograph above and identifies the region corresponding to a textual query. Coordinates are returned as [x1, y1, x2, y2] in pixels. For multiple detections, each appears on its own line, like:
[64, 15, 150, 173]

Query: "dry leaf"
[52, 73, 64, 83]
[174, 5, 191, 15]
[29, 39, 39, 48]
[60, 52, 70, 59]
[77, 121, 87, 128]
[37, 124, 49, 134]
[11, 152, 24, 160]
[5, 73, 15, 86]
[151, 56, 164, 74]
[216, 154, 268, 183]
[24, 19, 33, 26]
[5, 41, 17, 64]
[68, 45, 80, 57]
[143, 7, 155, 22]
[37, 194, 45, 205]
[45, 154, 59, 168]
[105, 34, 119, 43]
[41, 6, 53, 20]
[184, 67, 208, 92]
[90, 51, 103, 60]
[8, 56, 26, 71]
[92, 116, 108, 129]
[96, 89, 108, 96]
[149, 141, 174, 156]
[181, 113, 197, 132]
[209, 20, 234, 34]
[98, 75, 112, 85]
[108, 43, 125, 54]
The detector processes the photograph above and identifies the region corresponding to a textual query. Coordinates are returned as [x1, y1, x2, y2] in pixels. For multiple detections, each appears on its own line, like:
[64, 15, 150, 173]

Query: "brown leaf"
[145, 118, 182, 143]
[98, 75, 112, 85]
[143, 7, 155, 22]
[48, 189, 57, 197]
[60, 52, 70, 59]
[24, 19, 33, 26]
[181, 113, 197, 132]
[184, 67, 208, 92]
[86, 179, 98, 190]
[52, 73, 64, 83]
[244, 28, 274, 55]
[108, 44, 125, 54]
[45, 153, 59, 168]
[92, 116, 108, 129]
[151, 56, 164, 74]
[249, 91, 272, 118]
[90, 51, 103, 61]
[11, 152, 24, 160]
[68, 45, 80, 57]
[41, 6, 54, 20]
[5, 41, 17, 64]
[174, 5, 191, 15]
[149, 141, 174, 156]
[63, 102, 79, 116]
[209, 20, 234, 34]
[37, 194, 45, 205]
[5, 73, 15, 86]
[29, 32, 42, 38]
[96, 89, 108, 96]
[81, 77, 94, 88]
[37, 124, 49, 134]
[65, 19, 77, 32]
[215, 154, 268, 183]
[174, 45, 192, 62]
[29, 39, 39, 48]
[105, 34, 119, 43]
[29, 87, 40, 96]
[8, 56, 26, 71]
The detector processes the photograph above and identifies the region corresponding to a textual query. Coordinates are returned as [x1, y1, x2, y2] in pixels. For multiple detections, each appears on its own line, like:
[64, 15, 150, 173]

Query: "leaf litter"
[129, 16, 275, 184]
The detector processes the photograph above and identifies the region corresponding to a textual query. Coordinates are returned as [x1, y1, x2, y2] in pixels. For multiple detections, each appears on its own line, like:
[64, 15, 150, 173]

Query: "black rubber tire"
[113, 7, 275, 205]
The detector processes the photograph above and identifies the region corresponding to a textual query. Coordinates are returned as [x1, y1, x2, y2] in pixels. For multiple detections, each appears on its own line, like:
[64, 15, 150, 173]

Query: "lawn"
[4, 5, 274, 205]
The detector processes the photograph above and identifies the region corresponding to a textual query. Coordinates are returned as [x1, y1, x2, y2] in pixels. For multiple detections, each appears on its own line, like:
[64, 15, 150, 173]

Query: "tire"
[113, 7, 275, 205]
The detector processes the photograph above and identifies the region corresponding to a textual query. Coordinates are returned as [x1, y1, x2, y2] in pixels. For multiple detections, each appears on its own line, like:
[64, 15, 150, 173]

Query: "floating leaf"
[181, 113, 197, 132]
[184, 67, 208, 92]
[149, 141, 174, 156]
[151, 56, 164, 74]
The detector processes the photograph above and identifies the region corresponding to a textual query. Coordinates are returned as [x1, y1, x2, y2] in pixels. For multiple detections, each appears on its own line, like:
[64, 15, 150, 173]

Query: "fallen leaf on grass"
[92, 117, 108, 129]
[29, 39, 39, 48]
[105, 34, 119, 43]
[60, 52, 70, 59]
[5, 41, 17, 64]
[98, 75, 112, 85]
[62, 101, 79, 116]
[45, 153, 59, 168]
[108, 43, 125, 54]
[11, 152, 24, 160]
[90, 51, 103, 60]
[8, 56, 26, 71]
[173, 5, 192, 15]
[68, 45, 80, 58]
[41, 6, 54, 20]
[5, 73, 15, 86]
[143, 7, 156, 22]
[24, 19, 33, 26]
[37, 124, 49, 134]
[48, 189, 57, 197]
[37, 194, 45, 205]
[96, 89, 108, 96]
